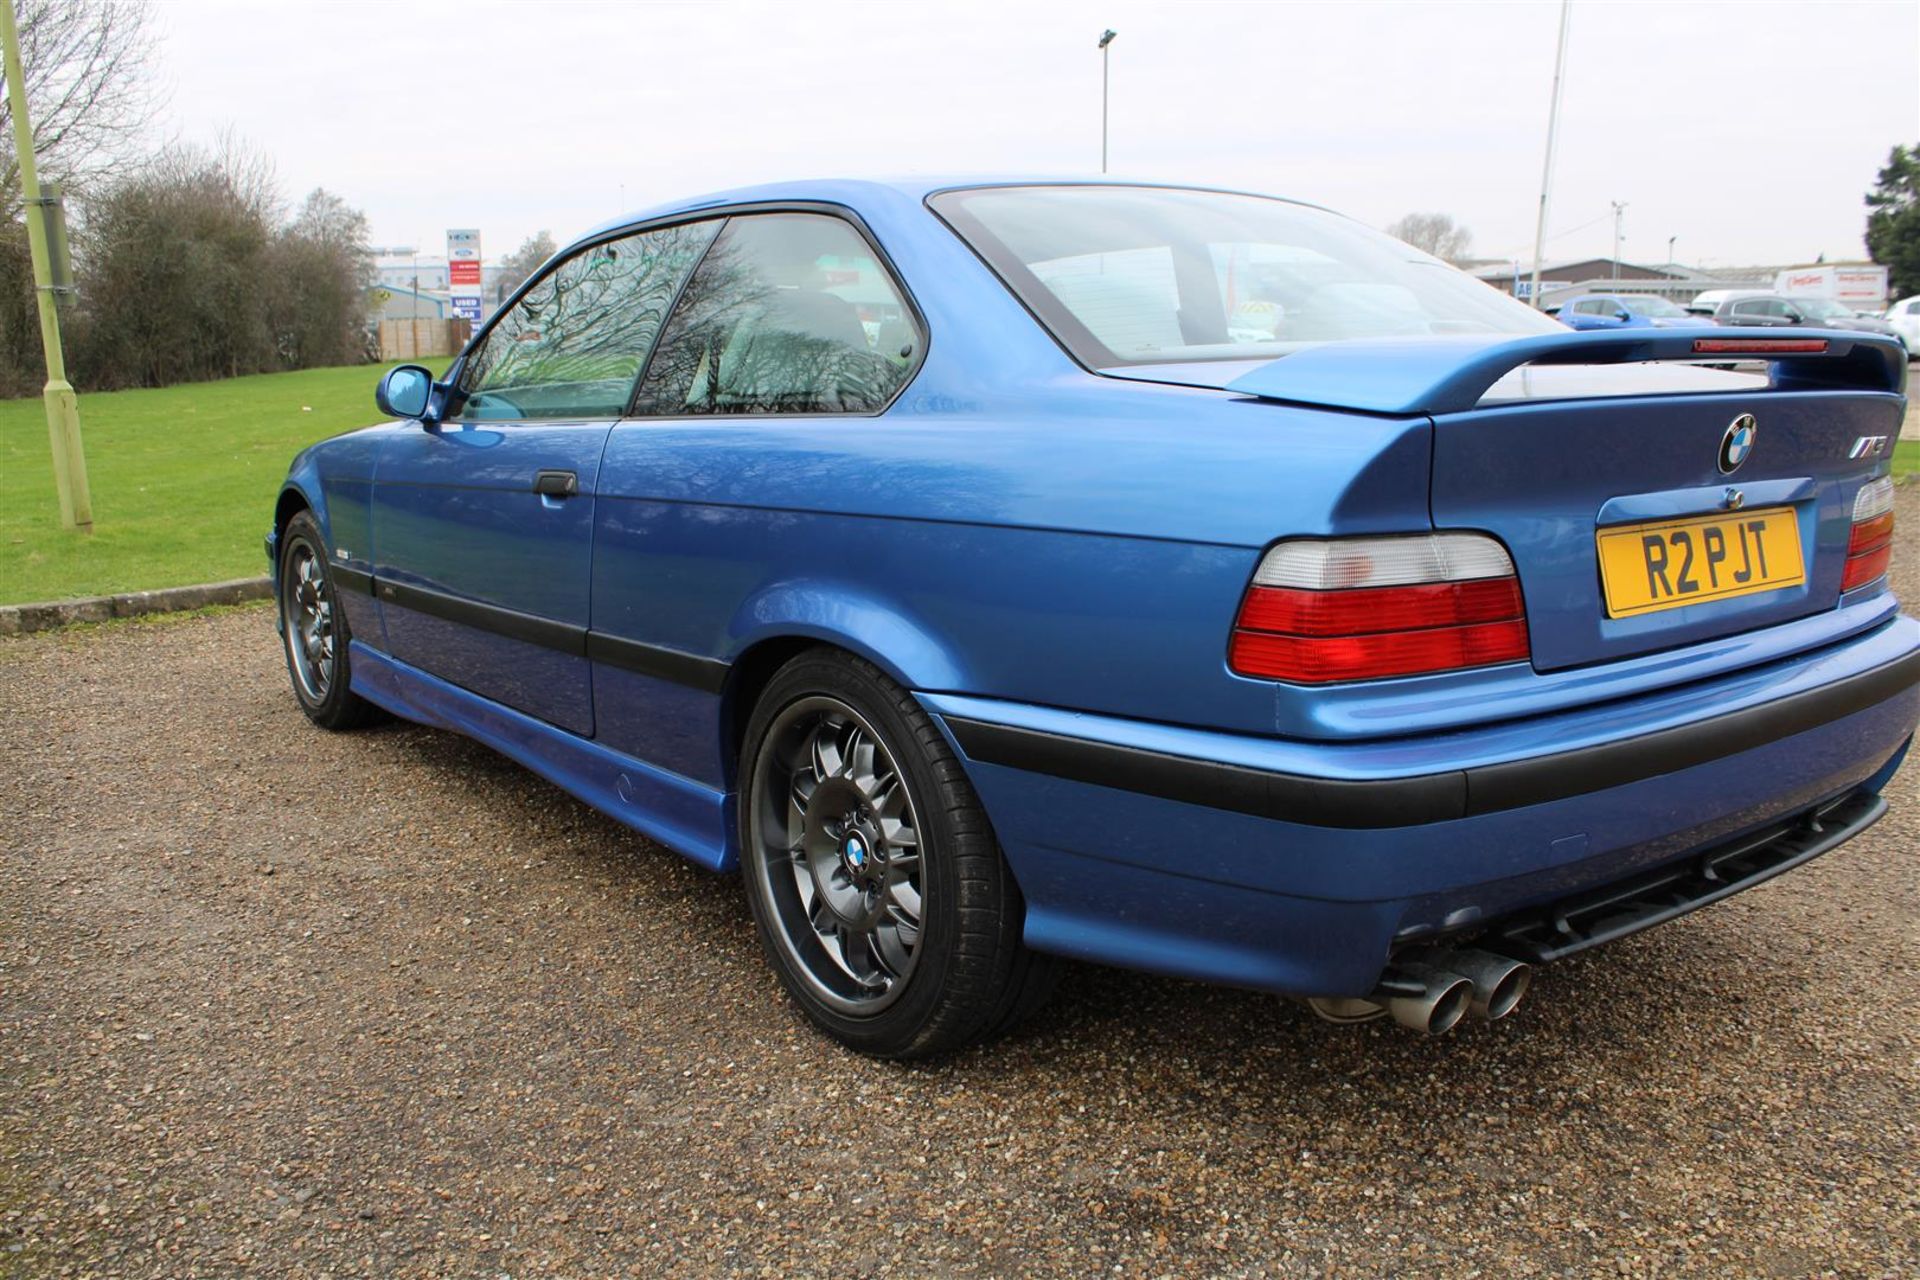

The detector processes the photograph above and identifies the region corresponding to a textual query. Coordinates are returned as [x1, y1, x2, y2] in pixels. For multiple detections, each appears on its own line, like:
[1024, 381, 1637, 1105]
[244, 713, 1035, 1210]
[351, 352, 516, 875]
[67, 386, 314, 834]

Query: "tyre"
[738, 650, 1056, 1058]
[277, 510, 381, 731]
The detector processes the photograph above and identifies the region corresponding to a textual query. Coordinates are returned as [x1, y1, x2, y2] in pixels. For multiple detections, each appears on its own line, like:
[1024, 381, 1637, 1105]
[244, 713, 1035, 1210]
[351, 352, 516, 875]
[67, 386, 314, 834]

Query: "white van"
[1684, 288, 1766, 317]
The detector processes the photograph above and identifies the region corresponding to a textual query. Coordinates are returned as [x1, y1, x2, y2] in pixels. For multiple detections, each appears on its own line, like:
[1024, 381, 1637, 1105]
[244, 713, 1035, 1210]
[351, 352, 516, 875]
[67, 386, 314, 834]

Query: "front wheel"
[278, 511, 381, 731]
[739, 651, 1055, 1058]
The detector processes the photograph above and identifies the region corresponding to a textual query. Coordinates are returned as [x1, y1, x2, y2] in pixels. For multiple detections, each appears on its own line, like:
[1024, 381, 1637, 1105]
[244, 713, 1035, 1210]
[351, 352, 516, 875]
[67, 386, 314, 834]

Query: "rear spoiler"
[1223, 329, 1908, 416]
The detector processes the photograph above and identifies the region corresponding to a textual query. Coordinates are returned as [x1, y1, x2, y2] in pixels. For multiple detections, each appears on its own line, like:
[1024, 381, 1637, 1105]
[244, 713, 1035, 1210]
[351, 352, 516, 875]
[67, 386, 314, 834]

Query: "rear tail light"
[1842, 477, 1895, 592]
[1229, 533, 1530, 683]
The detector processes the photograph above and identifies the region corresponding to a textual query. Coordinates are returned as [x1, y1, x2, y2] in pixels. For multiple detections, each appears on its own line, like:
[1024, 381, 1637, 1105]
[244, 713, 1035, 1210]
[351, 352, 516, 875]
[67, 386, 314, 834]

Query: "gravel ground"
[4, 488, 1919, 1280]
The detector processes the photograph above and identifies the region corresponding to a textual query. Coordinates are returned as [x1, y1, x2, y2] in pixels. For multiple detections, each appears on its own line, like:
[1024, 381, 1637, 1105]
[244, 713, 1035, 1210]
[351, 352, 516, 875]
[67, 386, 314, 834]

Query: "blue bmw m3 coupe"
[269, 180, 1917, 1056]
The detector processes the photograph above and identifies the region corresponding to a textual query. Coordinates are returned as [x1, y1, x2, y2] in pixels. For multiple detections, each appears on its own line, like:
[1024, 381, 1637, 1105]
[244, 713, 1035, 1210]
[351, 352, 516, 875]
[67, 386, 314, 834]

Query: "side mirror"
[1782, 311, 1803, 325]
[375, 364, 435, 421]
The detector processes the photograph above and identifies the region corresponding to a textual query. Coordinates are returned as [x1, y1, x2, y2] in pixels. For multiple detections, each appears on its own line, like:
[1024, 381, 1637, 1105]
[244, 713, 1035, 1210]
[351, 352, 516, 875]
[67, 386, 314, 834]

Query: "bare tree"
[267, 188, 373, 368]
[210, 126, 281, 221]
[1385, 212, 1474, 264]
[68, 145, 376, 387]
[0, 0, 156, 217]
[287, 187, 370, 265]
[493, 230, 557, 303]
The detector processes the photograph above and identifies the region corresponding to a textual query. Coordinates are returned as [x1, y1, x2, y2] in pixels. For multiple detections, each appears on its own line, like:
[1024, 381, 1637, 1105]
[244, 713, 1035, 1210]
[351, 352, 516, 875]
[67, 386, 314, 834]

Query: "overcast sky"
[150, 0, 1918, 268]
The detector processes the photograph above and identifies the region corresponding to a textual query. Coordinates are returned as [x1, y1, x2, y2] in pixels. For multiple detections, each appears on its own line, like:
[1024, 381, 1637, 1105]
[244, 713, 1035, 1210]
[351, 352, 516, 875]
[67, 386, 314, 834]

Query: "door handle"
[533, 469, 578, 498]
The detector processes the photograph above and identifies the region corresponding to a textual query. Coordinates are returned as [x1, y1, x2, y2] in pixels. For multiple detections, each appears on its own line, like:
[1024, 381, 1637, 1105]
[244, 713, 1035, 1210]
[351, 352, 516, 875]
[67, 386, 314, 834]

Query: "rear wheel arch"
[717, 598, 971, 786]
[722, 636, 825, 786]
[721, 632, 947, 780]
[717, 633, 1028, 894]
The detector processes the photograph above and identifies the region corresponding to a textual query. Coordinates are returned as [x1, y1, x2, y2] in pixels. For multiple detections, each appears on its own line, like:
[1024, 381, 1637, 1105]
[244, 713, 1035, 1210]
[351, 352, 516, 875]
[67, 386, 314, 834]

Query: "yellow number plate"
[1596, 507, 1804, 619]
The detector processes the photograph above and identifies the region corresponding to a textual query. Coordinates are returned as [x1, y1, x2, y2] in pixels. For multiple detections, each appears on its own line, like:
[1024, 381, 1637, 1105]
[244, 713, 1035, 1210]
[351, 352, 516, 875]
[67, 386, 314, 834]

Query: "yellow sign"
[1597, 507, 1804, 618]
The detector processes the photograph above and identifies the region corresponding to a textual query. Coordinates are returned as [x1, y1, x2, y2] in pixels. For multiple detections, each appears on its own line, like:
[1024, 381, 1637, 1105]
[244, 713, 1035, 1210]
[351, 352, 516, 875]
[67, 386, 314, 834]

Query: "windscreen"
[1631, 296, 1689, 317]
[931, 184, 1562, 367]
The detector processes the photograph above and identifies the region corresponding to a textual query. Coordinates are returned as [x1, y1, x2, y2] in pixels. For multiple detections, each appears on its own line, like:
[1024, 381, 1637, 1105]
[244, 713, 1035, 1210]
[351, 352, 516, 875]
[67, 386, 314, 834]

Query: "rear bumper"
[925, 615, 1920, 997]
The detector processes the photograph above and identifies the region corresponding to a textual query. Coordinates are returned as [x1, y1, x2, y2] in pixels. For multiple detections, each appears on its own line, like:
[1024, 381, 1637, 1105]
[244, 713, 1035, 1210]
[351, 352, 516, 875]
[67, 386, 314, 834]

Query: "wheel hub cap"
[841, 831, 871, 876]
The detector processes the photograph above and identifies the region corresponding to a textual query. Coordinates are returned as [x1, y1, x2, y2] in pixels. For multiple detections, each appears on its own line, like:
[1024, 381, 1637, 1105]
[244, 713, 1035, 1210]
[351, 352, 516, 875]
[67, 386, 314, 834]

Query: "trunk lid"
[1428, 375, 1902, 670]
[1135, 330, 1907, 673]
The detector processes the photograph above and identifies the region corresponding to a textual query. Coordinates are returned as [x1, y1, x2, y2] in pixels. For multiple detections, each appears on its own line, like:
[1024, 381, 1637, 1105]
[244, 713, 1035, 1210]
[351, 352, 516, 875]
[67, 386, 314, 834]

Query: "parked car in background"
[268, 178, 1917, 1057]
[1716, 294, 1909, 350]
[1557, 293, 1714, 330]
[1885, 296, 1920, 354]
[1685, 288, 1765, 316]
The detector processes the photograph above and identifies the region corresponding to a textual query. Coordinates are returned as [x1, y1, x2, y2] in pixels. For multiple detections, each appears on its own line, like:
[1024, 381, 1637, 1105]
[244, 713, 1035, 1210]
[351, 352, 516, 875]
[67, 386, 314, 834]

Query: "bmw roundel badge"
[1719, 414, 1757, 474]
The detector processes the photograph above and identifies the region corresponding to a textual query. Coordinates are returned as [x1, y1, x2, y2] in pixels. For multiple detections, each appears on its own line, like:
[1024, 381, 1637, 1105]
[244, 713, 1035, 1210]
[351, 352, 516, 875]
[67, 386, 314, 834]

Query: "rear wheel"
[278, 511, 380, 731]
[739, 650, 1055, 1058]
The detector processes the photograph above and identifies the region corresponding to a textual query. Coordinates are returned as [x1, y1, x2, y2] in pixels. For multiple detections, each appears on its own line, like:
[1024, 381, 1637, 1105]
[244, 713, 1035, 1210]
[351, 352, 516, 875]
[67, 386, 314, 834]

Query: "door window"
[632, 213, 921, 415]
[455, 220, 719, 421]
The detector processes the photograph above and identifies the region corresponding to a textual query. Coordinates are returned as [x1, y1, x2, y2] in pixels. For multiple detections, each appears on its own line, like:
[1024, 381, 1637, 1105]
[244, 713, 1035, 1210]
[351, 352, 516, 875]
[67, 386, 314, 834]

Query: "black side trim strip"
[945, 718, 1466, 830]
[1465, 646, 1920, 814]
[586, 631, 730, 695]
[330, 564, 374, 596]
[376, 578, 587, 657]
[946, 646, 1920, 830]
[368, 574, 730, 693]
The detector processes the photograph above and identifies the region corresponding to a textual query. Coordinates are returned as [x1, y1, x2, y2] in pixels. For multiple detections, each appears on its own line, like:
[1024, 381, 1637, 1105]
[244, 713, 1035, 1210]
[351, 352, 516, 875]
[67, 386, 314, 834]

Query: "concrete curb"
[0, 576, 272, 637]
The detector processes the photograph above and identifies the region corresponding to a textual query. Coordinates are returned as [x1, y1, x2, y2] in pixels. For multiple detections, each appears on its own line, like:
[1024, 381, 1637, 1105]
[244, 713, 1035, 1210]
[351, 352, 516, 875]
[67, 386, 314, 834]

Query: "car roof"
[567, 176, 1341, 250]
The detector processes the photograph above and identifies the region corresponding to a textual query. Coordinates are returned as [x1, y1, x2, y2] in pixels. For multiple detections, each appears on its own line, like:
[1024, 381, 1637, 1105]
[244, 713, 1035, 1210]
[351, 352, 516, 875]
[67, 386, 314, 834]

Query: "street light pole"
[1526, 0, 1572, 310]
[1610, 200, 1627, 279]
[1099, 29, 1117, 174]
[2, 0, 91, 531]
[1667, 234, 1677, 266]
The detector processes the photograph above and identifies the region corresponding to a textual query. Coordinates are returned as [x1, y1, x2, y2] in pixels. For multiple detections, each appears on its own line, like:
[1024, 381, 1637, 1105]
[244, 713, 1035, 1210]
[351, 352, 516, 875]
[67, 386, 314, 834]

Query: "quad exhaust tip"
[1305, 947, 1533, 1035]
[1384, 960, 1475, 1035]
[1434, 947, 1532, 1022]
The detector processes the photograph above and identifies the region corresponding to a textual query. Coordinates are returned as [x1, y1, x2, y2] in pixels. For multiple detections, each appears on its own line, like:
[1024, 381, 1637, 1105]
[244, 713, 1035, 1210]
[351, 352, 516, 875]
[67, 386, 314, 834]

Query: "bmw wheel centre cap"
[1719, 414, 1757, 474]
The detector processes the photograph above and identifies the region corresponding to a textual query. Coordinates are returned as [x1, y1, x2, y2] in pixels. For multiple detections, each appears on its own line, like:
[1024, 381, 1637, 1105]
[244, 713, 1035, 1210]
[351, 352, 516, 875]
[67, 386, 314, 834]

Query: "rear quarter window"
[632, 213, 922, 416]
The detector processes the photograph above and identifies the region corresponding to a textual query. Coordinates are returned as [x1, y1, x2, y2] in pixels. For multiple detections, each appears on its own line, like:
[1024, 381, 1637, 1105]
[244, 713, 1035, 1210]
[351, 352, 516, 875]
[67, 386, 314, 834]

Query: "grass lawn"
[1895, 438, 1918, 479]
[0, 363, 425, 604]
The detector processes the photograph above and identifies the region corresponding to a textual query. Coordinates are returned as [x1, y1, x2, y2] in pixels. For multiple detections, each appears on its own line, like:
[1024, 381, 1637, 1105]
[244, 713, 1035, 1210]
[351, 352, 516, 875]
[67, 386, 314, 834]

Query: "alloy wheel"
[283, 541, 335, 704]
[748, 696, 925, 1016]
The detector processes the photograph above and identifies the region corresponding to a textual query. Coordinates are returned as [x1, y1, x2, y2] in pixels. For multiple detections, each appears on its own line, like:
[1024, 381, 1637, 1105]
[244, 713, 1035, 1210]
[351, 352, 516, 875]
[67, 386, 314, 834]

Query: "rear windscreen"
[930, 184, 1562, 368]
